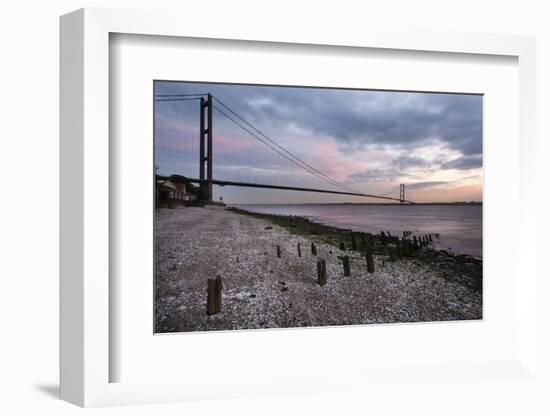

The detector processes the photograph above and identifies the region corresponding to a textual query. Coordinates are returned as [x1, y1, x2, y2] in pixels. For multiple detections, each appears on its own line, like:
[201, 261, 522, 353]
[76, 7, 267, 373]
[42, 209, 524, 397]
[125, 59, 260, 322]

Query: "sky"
[154, 81, 483, 204]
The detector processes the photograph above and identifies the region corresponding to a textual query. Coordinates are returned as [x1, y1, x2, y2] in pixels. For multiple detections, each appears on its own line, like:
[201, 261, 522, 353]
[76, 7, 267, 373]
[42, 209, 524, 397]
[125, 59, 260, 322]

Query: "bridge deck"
[186, 178, 414, 204]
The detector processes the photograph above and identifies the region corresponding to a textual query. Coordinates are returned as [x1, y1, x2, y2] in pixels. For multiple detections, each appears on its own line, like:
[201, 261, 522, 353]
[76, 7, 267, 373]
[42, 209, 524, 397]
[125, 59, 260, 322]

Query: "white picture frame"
[60, 7, 537, 408]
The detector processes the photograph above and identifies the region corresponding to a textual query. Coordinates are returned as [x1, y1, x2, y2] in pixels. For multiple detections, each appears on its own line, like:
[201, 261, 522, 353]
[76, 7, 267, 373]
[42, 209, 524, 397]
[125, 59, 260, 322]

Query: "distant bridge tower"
[199, 94, 213, 202]
[400, 184, 405, 205]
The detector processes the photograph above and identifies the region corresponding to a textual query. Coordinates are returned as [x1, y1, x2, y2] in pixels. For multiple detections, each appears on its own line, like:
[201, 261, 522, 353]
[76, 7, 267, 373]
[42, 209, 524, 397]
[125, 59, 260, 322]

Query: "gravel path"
[155, 207, 482, 333]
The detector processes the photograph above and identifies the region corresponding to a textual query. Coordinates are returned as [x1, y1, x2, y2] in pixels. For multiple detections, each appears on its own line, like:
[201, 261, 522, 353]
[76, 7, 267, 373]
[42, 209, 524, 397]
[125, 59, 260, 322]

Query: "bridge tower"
[199, 94, 213, 202]
[400, 184, 405, 205]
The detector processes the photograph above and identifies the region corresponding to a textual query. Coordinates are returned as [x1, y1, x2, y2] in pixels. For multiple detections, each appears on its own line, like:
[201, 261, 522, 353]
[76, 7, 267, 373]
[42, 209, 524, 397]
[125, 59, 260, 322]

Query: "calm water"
[232, 204, 482, 258]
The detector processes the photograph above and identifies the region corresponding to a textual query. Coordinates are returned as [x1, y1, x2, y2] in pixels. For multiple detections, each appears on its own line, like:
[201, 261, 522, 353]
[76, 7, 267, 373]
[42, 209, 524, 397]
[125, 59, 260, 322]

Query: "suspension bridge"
[154, 93, 414, 204]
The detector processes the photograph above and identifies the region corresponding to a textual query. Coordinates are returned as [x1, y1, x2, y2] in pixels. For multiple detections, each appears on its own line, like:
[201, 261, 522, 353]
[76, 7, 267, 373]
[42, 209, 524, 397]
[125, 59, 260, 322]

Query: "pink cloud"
[408, 184, 482, 202]
[213, 135, 253, 154]
[155, 116, 253, 155]
[310, 141, 366, 181]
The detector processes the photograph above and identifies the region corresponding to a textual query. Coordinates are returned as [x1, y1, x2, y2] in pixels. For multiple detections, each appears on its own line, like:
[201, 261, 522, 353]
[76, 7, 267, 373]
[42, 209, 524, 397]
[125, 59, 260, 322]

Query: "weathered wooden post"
[367, 233, 374, 247]
[396, 241, 403, 259]
[297, 242, 302, 257]
[350, 233, 357, 251]
[413, 236, 419, 250]
[342, 256, 351, 276]
[339, 241, 345, 251]
[366, 252, 375, 273]
[317, 258, 327, 286]
[428, 234, 433, 243]
[380, 231, 387, 245]
[276, 245, 281, 258]
[311, 242, 317, 256]
[402, 238, 410, 256]
[361, 234, 367, 250]
[206, 276, 223, 315]
[387, 247, 396, 262]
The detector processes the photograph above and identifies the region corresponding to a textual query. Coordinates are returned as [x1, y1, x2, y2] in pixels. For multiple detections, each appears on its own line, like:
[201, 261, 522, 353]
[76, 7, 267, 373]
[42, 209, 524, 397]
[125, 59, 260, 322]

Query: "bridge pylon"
[199, 94, 213, 202]
[400, 184, 405, 205]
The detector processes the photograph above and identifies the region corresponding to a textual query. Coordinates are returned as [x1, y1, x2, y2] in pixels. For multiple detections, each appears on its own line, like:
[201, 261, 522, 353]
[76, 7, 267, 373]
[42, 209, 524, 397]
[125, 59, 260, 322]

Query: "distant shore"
[155, 207, 482, 333]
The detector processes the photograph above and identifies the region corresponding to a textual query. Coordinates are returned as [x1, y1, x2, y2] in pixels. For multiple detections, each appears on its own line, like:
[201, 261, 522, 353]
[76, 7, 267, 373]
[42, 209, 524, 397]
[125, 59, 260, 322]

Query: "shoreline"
[228, 206, 482, 292]
[155, 207, 482, 333]
[229, 203, 482, 259]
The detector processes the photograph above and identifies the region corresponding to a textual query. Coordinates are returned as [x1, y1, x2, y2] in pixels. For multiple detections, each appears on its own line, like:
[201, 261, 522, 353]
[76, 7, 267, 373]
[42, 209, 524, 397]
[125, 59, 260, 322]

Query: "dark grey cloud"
[388, 153, 482, 172]
[440, 154, 482, 170]
[391, 155, 430, 170]
[347, 152, 481, 184]
[349, 167, 409, 183]
[347, 151, 481, 187]
[405, 181, 449, 190]
[155, 81, 482, 195]
[155, 81, 482, 157]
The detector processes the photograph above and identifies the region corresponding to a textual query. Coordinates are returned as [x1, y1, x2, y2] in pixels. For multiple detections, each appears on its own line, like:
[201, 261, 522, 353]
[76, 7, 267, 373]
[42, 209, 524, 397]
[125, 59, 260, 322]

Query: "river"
[231, 204, 482, 258]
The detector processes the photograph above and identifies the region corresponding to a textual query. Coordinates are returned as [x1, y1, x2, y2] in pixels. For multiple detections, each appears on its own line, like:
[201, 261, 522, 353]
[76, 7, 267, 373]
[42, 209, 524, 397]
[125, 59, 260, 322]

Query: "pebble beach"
[155, 207, 482, 333]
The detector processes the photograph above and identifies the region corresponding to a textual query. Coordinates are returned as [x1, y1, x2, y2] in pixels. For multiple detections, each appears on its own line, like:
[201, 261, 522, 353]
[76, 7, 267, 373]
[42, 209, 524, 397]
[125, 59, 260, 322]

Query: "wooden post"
[413, 236, 419, 250]
[311, 242, 317, 256]
[297, 242, 302, 257]
[402, 238, 410, 256]
[342, 256, 351, 276]
[317, 258, 327, 286]
[206, 276, 222, 315]
[276, 245, 281, 258]
[339, 241, 345, 251]
[367, 233, 374, 247]
[350, 233, 357, 251]
[387, 247, 396, 262]
[428, 234, 433, 243]
[366, 252, 375, 273]
[396, 241, 403, 259]
[380, 231, 387, 245]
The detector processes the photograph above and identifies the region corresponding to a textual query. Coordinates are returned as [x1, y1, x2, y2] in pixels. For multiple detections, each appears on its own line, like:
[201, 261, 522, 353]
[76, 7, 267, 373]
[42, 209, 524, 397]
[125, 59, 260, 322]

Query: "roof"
[157, 180, 178, 191]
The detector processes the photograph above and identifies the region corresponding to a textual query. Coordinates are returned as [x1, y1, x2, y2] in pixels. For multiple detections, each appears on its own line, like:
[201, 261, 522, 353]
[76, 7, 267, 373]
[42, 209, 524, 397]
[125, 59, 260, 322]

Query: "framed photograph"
[60, 8, 537, 407]
[152, 80, 483, 334]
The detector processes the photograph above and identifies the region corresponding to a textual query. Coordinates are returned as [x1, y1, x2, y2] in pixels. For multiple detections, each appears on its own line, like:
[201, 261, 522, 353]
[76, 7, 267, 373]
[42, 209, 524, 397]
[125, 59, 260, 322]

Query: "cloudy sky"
[155, 81, 482, 204]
